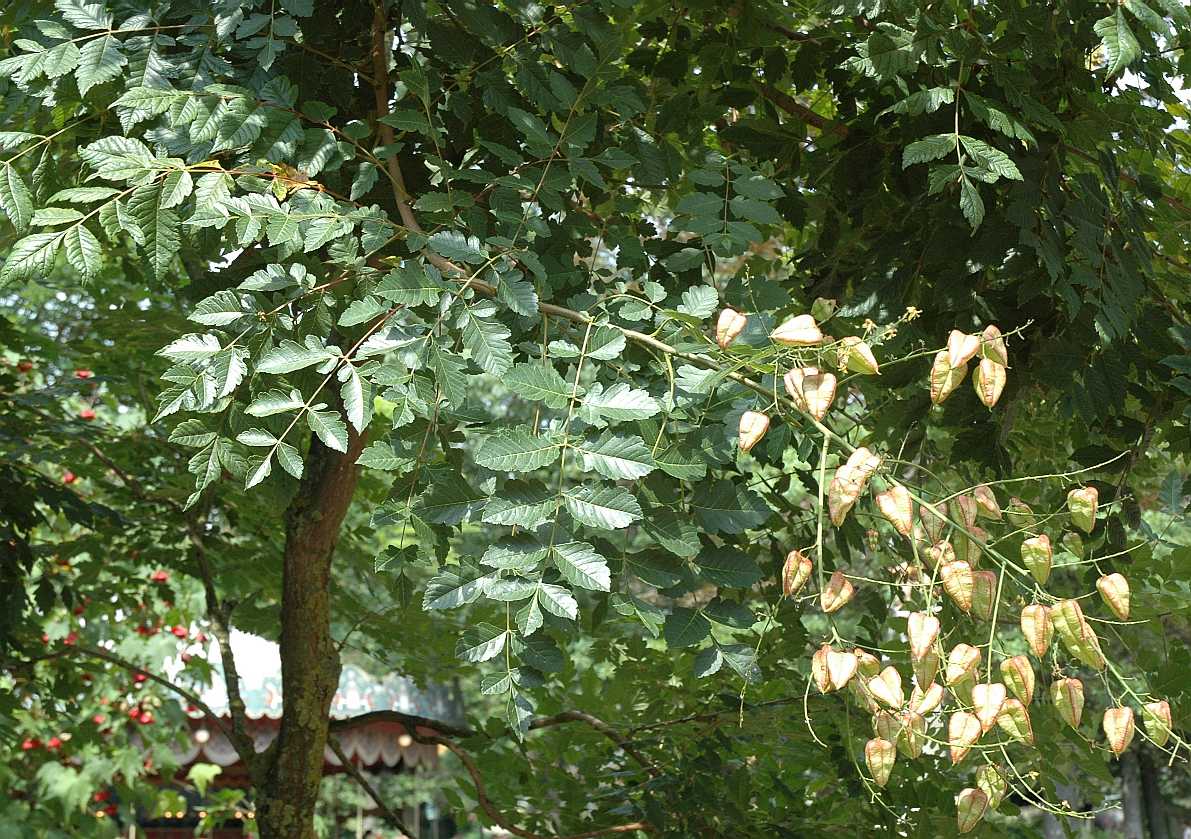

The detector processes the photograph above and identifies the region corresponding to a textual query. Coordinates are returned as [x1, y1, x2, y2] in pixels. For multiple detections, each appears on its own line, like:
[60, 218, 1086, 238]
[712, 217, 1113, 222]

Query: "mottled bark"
[256, 432, 365, 839]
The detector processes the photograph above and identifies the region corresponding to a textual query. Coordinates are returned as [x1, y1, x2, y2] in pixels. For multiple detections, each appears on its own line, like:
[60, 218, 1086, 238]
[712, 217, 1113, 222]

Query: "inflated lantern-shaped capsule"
[973, 484, 1001, 520]
[945, 643, 982, 686]
[737, 411, 769, 452]
[976, 764, 1007, 811]
[853, 647, 880, 680]
[867, 666, 905, 710]
[1067, 486, 1099, 533]
[956, 788, 989, 835]
[838, 336, 880, 375]
[875, 485, 914, 537]
[953, 494, 979, 528]
[770, 313, 823, 346]
[1051, 678, 1085, 729]
[970, 570, 997, 621]
[783, 367, 837, 421]
[716, 308, 748, 349]
[897, 711, 926, 759]
[919, 501, 948, 543]
[1004, 496, 1036, 529]
[781, 550, 813, 597]
[947, 330, 982, 368]
[997, 698, 1035, 745]
[865, 738, 896, 787]
[973, 358, 1007, 407]
[949, 711, 983, 764]
[929, 350, 967, 405]
[826, 648, 859, 691]
[1103, 707, 1136, 757]
[980, 324, 1009, 366]
[907, 612, 940, 662]
[1021, 534, 1052, 585]
[1097, 573, 1130, 621]
[910, 682, 944, 716]
[1142, 700, 1172, 749]
[972, 682, 1007, 732]
[924, 539, 954, 571]
[912, 648, 939, 689]
[940, 560, 974, 612]
[811, 645, 832, 693]
[1020, 604, 1053, 658]
[820, 569, 854, 613]
[1000, 655, 1035, 706]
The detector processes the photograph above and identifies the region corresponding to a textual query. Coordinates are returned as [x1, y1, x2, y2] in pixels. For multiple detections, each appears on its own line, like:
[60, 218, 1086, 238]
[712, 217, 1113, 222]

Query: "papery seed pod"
[997, 698, 1035, 745]
[812, 645, 832, 693]
[839, 336, 880, 375]
[716, 308, 748, 349]
[1005, 496, 1036, 529]
[940, 560, 974, 612]
[910, 682, 944, 716]
[920, 502, 949, 544]
[853, 647, 880, 680]
[781, 550, 813, 597]
[973, 484, 1001, 520]
[974, 358, 1007, 408]
[811, 297, 838, 322]
[898, 711, 926, 759]
[868, 666, 905, 710]
[1061, 531, 1084, 557]
[980, 324, 1009, 367]
[1103, 707, 1136, 757]
[908, 612, 940, 662]
[865, 528, 880, 552]
[930, 350, 967, 405]
[953, 527, 986, 569]
[956, 788, 989, 834]
[949, 711, 983, 764]
[865, 738, 896, 787]
[1052, 598, 1091, 645]
[850, 677, 882, 716]
[828, 465, 859, 526]
[1051, 678, 1085, 729]
[953, 494, 979, 528]
[826, 649, 859, 691]
[948, 330, 982, 368]
[924, 540, 955, 572]
[973, 683, 1007, 732]
[771, 314, 823, 346]
[1020, 604, 1053, 658]
[821, 569, 854, 613]
[873, 710, 900, 743]
[846, 446, 883, 482]
[1067, 486, 1099, 533]
[976, 764, 1008, 811]
[1001, 656, 1035, 706]
[945, 643, 982, 686]
[1097, 573, 1130, 621]
[892, 561, 922, 581]
[1069, 628, 1107, 671]
[1142, 700, 1172, 748]
[952, 675, 976, 706]
[738, 411, 770, 453]
[783, 367, 838, 421]
[1021, 535, 1052, 585]
[913, 648, 940, 688]
[970, 570, 997, 621]
[875, 485, 914, 537]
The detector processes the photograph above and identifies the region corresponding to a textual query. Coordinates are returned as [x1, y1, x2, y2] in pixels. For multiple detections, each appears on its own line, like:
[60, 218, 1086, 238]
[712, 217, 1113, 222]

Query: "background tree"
[1, 0, 1189, 837]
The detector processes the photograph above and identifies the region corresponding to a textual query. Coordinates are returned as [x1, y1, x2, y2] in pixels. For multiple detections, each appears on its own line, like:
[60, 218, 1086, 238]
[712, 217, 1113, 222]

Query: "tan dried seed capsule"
[907, 612, 940, 662]
[930, 350, 967, 405]
[945, 643, 982, 686]
[1142, 700, 1172, 748]
[838, 336, 880, 375]
[1020, 604, 1053, 658]
[781, 550, 813, 597]
[1103, 707, 1136, 757]
[1021, 535, 1052, 585]
[1097, 573, 1130, 621]
[970, 570, 997, 622]
[1067, 486, 1099, 533]
[973, 682, 1007, 732]
[956, 788, 989, 834]
[1051, 678, 1084, 729]
[976, 764, 1007, 811]
[910, 682, 944, 716]
[1001, 655, 1035, 706]
[716, 308, 748, 349]
[949, 711, 983, 764]
[997, 698, 1035, 745]
[875, 485, 914, 538]
[783, 367, 837, 421]
[973, 484, 1001, 520]
[973, 358, 1007, 408]
[868, 666, 905, 710]
[948, 330, 982, 368]
[980, 324, 1009, 367]
[738, 411, 770, 453]
[865, 738, 896, 787]
[770, 314, 823, 346]
[940, 560, 974, 612]
[820, 569, 854, 613]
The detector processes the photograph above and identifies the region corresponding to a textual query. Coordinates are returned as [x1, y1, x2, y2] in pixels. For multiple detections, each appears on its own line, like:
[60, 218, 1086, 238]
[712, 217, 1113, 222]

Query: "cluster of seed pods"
[723, 311, 1176, 834]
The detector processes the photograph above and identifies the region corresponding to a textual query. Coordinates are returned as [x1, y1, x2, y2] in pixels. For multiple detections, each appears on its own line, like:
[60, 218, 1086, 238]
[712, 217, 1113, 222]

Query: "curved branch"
[529, 711, 657, 775]
[327, 736, 413, 835]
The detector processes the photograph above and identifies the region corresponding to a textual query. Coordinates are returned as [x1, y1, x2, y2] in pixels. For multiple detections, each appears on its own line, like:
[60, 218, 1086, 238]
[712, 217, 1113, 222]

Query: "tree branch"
[529, 711, 657, 775]
[327, 736, 413, 835]
[757, 83, 848, 136]
[329, 708, 475, 739]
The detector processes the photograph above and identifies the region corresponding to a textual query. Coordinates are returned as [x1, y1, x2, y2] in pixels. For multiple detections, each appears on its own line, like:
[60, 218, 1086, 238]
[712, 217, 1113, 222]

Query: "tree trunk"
[256, 433, 365, 839]
[1139, 745, 1171, 839]
[1121, 747, 1146, 839]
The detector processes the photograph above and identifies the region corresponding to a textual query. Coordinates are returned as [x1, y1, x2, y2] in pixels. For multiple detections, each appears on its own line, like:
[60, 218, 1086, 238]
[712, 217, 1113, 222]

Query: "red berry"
[171, 625, 187, 638]
[128, 708, 141, 719]
[17, 359, 33, 372]
[150, 570, 169, 583]
[79, 408, 96, 421]
[92, 714, 105, 725]
[73, 605, 85, 615]
[93, 790, 110, 802]
[133, 673, 147, 684]
[20, 738, 38, 751]
[103, 805, 117, 817]
[63, 632, 78, 646]
[138, 711, 153, 725]
[74, 369, 93, 379]
[62, 471, 77, 484]
[180, 652, 193, 663]
[41, 633, 50, 644]
[46, 737, 62, 751]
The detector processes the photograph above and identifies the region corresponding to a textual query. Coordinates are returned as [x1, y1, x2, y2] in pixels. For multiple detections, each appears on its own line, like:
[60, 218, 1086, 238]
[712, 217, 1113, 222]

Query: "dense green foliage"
[1, 0, 1190, 836]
